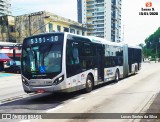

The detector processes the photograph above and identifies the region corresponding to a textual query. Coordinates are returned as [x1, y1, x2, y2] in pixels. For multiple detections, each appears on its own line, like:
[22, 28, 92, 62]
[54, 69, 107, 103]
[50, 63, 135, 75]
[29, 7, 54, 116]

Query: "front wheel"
[85, 75, 93, 93]
[134, 66, 137, 75]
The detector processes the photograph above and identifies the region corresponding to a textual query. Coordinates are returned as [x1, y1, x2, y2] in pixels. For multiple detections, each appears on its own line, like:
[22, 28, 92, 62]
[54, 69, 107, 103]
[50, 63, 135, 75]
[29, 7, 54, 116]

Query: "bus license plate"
[29, 80, 52, 86]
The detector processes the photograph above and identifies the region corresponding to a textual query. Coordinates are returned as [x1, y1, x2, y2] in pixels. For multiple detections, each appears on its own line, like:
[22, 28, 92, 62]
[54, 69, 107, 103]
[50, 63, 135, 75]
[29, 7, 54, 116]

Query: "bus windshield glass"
[21, 34, 64, 78]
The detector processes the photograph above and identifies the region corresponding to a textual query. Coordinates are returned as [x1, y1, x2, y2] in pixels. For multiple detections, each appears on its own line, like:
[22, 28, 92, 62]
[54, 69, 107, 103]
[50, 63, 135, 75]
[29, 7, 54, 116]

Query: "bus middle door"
[96, 44, 104, 82]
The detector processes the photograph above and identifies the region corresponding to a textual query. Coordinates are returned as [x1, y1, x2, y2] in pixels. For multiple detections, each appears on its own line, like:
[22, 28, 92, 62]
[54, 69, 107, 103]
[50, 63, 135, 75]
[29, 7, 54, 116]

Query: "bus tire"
[85, 75, 93, 93]
[115, 70, 119, 82]
[134, 66, 137, 75]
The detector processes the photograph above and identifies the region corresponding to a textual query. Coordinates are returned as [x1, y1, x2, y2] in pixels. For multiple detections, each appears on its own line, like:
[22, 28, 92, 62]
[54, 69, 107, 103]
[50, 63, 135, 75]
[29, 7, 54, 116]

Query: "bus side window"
[118, 56, 123, 66]
[104, 57, 110, 68]
[66, 43, 73, 65]
[72, 46, 79, 64]
[111, 56, 116, 67]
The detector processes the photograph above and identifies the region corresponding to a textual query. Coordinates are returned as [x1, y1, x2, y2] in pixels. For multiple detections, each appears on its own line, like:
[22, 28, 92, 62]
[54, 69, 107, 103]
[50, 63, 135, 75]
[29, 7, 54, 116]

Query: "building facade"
[77, 0, 122, 42]
[0, 15, 16, 42]
[0, 11, 87, 43]
[0, 0, 12, 16]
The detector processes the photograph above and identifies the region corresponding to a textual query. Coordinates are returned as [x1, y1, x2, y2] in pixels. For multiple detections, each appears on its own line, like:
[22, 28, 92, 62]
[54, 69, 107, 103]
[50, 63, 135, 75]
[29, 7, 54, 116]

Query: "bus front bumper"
[22, 83, 58, 93]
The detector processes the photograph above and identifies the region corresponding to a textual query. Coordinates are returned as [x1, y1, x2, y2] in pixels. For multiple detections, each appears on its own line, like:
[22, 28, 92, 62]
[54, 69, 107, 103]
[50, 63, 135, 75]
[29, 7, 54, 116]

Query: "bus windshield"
[21, 34, 64, 78]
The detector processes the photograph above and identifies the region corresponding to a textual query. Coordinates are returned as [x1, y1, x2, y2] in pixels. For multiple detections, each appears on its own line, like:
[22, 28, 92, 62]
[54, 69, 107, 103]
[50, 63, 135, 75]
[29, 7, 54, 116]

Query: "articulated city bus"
[21, 32, 142, 93]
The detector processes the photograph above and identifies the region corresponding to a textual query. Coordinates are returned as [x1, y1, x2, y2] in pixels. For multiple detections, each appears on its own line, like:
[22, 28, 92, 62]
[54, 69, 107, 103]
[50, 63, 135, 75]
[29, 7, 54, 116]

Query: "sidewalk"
[143, 61, 160, 64]
[0, 72, 15, 77]
[140, 92, 160, 122]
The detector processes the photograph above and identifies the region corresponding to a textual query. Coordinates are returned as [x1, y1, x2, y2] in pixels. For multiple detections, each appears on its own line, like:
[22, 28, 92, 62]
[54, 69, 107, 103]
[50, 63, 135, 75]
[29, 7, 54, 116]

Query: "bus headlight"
[53, 75, 64, 85]
[22, 78, 29, 86]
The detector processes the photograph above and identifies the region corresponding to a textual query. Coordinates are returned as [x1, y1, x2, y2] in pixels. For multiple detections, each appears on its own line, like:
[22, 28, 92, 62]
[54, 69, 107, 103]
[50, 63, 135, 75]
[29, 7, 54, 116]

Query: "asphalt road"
[0, 62, 160, 122]
[0, 74, 23, 101]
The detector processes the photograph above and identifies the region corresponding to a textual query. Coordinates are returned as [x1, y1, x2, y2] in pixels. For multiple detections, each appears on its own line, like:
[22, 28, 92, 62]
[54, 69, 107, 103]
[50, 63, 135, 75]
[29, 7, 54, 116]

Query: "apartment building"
[77, 0, 122, 42]
[0, 0, 11, 16]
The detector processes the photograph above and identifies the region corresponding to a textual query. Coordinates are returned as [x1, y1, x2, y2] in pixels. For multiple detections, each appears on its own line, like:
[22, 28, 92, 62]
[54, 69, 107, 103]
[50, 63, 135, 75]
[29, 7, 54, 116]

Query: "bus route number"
[30, 36, 59, 44]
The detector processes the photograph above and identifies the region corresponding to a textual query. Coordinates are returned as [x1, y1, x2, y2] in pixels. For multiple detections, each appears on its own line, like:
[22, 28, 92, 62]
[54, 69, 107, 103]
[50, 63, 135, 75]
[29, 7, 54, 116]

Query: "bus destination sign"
[26, 34, 63, 45]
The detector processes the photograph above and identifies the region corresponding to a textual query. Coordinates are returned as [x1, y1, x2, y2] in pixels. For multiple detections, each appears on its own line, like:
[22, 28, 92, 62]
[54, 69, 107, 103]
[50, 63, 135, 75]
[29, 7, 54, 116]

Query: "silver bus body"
[21, 32, 142, 93]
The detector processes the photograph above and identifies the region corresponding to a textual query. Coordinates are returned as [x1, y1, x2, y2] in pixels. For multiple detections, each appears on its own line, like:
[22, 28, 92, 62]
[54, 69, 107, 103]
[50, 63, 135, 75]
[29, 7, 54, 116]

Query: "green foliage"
[142, 27, 160, 58]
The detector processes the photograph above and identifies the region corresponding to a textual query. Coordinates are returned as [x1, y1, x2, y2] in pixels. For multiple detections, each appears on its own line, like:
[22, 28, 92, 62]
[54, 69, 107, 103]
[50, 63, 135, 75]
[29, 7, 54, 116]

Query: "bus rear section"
[123, 44, 142, 77]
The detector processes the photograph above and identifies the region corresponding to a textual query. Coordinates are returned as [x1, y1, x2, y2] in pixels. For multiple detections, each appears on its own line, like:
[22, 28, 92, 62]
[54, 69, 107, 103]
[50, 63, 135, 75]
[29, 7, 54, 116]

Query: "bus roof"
[127, 45, 142, 49]
[26, 32, 141, 49]
[86, 36, 124, 46]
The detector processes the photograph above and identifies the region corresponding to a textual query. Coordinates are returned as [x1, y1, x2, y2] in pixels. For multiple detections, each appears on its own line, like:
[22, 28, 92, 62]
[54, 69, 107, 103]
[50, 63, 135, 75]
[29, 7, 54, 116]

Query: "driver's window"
[66, 40, 81, 78]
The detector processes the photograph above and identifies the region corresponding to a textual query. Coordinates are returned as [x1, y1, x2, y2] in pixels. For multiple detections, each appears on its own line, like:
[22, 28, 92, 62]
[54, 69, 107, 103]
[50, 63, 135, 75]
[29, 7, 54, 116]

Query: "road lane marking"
[104, 86, 112, 89]
[1, 96, 24, 103]
[72, 97, 84, 102]
[138, 93, 156, 113]
[0, 93, 39, 105]
[19, 120, 30, 122]
[46, 105, 63, 113]
[115, 81, 123, 86]
[90, 90, 100, 94]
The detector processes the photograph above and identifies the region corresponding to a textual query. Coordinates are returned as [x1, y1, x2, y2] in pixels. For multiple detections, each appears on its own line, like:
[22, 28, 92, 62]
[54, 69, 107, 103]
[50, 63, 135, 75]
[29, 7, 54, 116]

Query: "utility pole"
[82, 23, 90, 36]
[155, 38, 160, 63]
[156, 44, 157, 63]
[28, 15, 32, 36]
[82, 24, 84, 36]
[28, 12, 51, 36]
[31, 16, 57, 35]
[158, 38, 160, 62]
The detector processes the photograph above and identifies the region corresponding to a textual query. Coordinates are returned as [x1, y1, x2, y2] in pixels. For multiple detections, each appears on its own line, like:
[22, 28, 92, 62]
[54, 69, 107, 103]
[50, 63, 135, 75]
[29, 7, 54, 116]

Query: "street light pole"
[82, 24, 84, 36]
[31, 22, 50, 35]
[32, 16, 57, 36]
[28, 12, 45, 36]
[81, 23, 93, 36]
[82, 24, 87, 36]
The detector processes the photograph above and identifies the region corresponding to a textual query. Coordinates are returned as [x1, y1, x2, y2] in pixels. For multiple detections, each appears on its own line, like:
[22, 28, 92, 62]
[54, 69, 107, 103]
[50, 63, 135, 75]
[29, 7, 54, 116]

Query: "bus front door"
[97, 44, 104, 82]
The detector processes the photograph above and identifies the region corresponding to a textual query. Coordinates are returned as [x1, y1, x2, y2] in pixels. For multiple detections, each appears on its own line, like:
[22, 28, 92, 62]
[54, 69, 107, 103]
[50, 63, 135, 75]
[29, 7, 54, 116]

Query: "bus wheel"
[115, 70, 119, 82]
[85, 75, 93, 93]
[134, 66, 137, 75]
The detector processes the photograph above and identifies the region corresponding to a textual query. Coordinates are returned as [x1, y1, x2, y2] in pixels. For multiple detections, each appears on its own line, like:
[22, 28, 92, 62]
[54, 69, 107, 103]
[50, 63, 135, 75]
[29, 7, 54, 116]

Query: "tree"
[143, 27, 160, 58]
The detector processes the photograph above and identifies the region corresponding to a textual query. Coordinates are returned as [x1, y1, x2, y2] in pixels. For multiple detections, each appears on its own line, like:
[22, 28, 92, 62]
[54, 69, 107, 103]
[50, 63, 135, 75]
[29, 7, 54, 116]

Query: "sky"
[11, 0, 160, 45]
